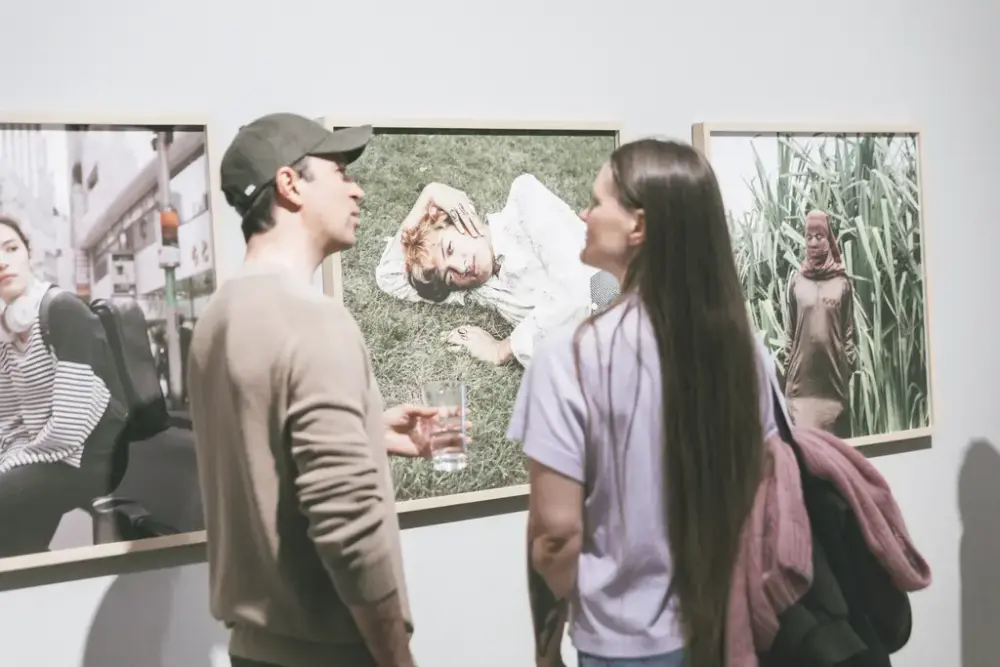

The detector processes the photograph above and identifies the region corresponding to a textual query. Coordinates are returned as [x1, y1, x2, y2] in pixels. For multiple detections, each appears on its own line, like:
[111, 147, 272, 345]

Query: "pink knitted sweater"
[724, 426, 932, 667]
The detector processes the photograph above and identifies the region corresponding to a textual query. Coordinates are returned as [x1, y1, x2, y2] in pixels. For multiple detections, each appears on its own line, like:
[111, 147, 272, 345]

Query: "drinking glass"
[420, 380, 468, 472]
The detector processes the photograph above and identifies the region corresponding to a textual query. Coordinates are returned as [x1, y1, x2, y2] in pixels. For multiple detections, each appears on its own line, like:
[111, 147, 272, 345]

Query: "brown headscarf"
[800, 210, 846, 280]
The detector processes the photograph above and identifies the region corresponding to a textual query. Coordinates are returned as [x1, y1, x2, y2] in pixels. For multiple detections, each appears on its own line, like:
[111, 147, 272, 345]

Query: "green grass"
[725, 133, 930, 439]
[341, 131, 615, 501]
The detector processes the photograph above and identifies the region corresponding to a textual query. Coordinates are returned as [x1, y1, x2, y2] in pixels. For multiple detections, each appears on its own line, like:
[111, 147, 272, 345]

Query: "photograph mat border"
[0, 111, 223, 577]
[321, 116, 622, 512]
[691, 122, 935, 449]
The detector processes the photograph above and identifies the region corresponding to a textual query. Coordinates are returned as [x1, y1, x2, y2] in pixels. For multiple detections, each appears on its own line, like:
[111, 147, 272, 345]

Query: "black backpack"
[38, 286, 170, 443]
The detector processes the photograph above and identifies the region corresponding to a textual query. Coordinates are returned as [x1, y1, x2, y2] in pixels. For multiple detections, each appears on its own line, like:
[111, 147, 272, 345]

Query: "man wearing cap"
[187, 113, 419, 667]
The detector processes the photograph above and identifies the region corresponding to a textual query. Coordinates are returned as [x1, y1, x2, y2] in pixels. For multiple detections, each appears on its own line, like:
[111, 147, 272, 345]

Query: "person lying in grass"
[374, 175, 618, 367]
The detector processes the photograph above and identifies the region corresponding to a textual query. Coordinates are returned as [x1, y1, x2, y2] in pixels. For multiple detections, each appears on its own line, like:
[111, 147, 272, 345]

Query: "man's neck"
[243, 231, 324, 285]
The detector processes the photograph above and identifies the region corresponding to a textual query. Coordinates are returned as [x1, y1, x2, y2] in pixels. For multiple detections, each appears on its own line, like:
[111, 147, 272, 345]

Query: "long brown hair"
[576, 139, 764, 666]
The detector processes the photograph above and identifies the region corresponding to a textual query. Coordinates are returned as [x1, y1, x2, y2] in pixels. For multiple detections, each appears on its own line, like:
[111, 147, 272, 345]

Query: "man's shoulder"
[286, 292, 362, 337]
[264, 287, 366, 359]
[218, 274, 353, 320]
[193, 276, 361, 357]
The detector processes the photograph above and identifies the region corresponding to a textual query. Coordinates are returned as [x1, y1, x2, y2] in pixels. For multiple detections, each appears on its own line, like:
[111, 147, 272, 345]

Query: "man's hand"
[442, 326, 513, 365]
[382, 403, 471, 458]
[423, 183, 485, 237]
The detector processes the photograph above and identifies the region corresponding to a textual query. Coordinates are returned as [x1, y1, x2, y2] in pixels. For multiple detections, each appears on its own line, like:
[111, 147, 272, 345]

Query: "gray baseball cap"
[220, 112, 372, 217]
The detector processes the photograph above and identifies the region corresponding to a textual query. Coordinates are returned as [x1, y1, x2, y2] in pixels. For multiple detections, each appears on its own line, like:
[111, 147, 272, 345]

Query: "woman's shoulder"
[751, 332, 781, 388]
[534, 297, 645, 372]
[752, 329, 778, 361]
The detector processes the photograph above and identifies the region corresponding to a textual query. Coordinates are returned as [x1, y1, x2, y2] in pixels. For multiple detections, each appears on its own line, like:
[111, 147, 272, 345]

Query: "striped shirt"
[0, 306, 112, 474]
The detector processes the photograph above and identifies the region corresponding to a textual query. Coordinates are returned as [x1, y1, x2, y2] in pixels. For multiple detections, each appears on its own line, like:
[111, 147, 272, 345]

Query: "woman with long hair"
[508, 138, 778, 667]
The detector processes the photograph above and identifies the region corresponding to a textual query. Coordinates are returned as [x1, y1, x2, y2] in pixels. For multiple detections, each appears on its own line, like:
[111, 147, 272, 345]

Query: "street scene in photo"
[709, 131, 930, 441]
[0, 122, 212, 562]
[336, 127, 617, 503]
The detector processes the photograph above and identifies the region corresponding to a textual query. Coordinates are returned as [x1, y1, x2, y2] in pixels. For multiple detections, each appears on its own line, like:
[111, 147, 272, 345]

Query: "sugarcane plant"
[728, 132, 928, 438]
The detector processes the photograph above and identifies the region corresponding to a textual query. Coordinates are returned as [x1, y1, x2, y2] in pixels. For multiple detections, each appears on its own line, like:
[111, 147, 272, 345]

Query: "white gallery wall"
[2, 0, 999, 665]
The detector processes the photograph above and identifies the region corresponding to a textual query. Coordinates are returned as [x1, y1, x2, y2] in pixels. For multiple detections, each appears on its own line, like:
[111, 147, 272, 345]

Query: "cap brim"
[308, 124, 373, 165]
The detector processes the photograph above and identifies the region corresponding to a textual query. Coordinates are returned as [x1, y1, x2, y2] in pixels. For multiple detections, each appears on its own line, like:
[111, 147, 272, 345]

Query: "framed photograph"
[321, 117, 621, 511]
[692, 123, 934, 447]
[0, 114, 217, 575]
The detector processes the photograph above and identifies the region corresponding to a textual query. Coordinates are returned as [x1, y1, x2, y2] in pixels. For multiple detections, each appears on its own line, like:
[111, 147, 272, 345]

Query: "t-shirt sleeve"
[754, 333, 780, 440]
[284, 303, 398, 606]
[505, 329, 587, 483]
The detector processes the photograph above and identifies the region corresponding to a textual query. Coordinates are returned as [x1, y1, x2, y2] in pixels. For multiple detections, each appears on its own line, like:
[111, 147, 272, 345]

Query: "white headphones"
[0, 279, 51, 344]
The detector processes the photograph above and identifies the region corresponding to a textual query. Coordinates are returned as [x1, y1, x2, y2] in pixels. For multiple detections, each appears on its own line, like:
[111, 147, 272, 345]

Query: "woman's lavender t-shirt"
[506, 297, 779, 659]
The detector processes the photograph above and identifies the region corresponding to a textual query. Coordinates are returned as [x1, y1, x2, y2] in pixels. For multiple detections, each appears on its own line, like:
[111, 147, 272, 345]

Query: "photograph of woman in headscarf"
[781, 210, 856, 437]
[704, 130, 930, 443]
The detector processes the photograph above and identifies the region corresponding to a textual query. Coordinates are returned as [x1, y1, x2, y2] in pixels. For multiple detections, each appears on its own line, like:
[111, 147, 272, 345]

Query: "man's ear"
[628, 209, 646, 247]
[274, 166, 304, 206]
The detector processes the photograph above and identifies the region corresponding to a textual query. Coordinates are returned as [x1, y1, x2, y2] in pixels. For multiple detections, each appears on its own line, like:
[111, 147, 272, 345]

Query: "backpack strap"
[37, 284, 62, 354]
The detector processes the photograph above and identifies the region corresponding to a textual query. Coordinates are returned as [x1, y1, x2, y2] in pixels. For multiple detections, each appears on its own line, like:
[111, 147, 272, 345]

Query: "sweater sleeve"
[284, 303, 398, 606]
[23, 293, 114, 466]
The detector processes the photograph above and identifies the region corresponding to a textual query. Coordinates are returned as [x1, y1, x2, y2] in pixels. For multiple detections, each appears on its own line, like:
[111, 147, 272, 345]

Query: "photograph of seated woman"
[374, 173, 620, 367]
[782, 209, 857, 438]
[0, 214, 127, 558]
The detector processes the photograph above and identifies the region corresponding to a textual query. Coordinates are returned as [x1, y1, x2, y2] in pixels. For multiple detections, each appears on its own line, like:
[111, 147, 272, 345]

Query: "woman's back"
[515, 138, 776, 667]
[510, 293, 779, 658]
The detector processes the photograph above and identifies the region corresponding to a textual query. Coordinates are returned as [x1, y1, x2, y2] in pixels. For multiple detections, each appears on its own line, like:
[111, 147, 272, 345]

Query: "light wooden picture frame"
[692, 122, 934, 448]
[320, 117, 621, 513]
[0, 113, 222, 576]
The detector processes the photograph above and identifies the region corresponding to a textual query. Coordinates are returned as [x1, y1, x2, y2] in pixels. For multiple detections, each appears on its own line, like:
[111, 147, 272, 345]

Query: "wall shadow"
[958, 438, 1000, 667]
[69, 493, 528, 666]
[81, 564, 224, 667]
